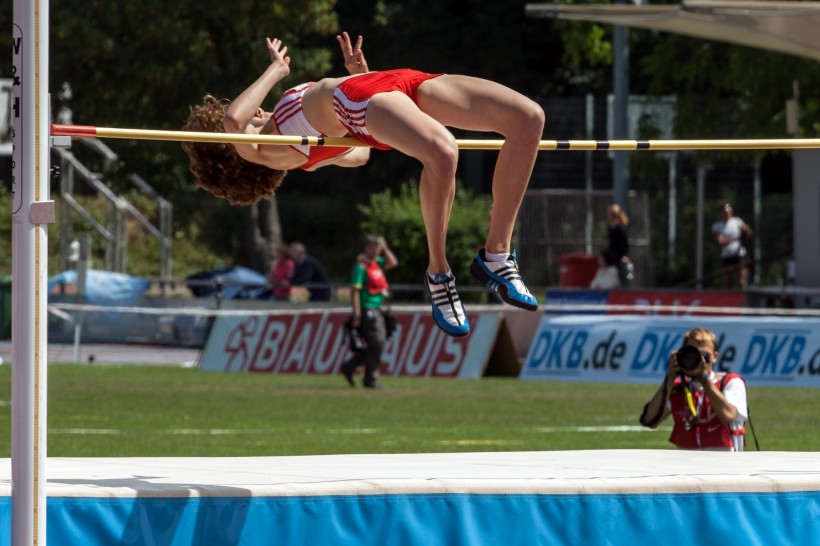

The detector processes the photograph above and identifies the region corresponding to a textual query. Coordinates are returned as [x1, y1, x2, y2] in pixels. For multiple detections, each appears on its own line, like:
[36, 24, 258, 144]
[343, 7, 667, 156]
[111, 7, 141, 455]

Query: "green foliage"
[558, 20, 612, 68]
[0, 0, 343, 244]
[337, 0, 561, 93]
[0, 1, 809, 286]
[278, 189, 364, 281]
[358, 181, 491, 286]
[641, 36, 820, 141]
[0, 187, 224, 278]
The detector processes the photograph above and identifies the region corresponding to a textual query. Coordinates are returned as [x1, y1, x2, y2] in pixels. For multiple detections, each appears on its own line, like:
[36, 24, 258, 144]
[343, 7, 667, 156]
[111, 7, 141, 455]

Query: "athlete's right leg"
[364, 91, 469, 336]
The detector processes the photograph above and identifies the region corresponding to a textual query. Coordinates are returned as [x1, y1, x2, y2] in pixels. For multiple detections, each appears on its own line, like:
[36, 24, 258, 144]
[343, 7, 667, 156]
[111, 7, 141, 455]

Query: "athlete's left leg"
[417, 75, 544, 254]
[417, 75, 544, 310]
[363, 91, 470, 336]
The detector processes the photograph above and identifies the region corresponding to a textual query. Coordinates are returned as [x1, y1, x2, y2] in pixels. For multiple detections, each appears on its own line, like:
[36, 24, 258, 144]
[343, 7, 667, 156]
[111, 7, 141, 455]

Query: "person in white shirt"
[711, 203, 752, 290]
[589, 249, 620, 290]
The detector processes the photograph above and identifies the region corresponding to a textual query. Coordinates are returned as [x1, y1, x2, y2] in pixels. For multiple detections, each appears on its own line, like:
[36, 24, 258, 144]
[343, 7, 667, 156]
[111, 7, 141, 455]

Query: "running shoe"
[469, 249, 538, 311]
[425, 272, 470, 337]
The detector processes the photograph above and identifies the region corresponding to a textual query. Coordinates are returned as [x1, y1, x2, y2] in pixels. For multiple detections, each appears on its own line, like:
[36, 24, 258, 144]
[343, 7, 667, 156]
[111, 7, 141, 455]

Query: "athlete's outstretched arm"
[224, 37, 291, 137]
[337, 31, 369, 74]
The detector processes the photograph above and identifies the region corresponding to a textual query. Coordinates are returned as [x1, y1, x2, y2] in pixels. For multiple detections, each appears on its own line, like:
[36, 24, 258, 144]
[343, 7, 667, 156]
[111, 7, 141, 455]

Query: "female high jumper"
[182, 32, 545, 337]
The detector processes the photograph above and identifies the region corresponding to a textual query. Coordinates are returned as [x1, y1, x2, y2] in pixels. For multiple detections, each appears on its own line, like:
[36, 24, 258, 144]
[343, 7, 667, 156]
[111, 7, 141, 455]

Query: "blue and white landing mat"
[2, 450, 819, 545]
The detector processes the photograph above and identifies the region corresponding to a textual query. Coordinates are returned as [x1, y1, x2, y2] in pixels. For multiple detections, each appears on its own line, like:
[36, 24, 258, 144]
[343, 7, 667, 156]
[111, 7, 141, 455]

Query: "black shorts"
[721, 255, 743, 266]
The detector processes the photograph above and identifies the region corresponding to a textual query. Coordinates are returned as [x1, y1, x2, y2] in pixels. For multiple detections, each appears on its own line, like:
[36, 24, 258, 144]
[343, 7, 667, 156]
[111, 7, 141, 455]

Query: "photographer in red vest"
[341, 235, 398, 389]
[639, 327, 748, 451]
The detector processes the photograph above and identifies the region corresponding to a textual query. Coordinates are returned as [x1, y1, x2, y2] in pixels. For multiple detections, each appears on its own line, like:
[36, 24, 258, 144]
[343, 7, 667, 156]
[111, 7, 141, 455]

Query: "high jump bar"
[51, 123, 820, 151]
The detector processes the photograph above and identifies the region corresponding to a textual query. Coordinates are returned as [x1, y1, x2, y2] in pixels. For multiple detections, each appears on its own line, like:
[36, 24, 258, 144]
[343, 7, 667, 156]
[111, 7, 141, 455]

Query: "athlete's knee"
[497, 99, 544, 140]
[518, 100, 545, 136]
[421, 133, 459, 176]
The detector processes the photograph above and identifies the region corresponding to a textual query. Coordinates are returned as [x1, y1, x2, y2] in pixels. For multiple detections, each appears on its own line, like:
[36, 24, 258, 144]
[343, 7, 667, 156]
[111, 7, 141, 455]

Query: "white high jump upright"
[12, 0, 51, 545]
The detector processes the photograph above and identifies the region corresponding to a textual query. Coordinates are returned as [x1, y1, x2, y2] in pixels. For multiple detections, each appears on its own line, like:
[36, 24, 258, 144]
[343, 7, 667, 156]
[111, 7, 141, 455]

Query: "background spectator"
[606, 203, 632, 287]
[269, 244, 295, 302]
[589, 249, 620, 290]
[289, 242, 332, 302]
[342, 235, 398, 389]
[712, 203, 753, 290]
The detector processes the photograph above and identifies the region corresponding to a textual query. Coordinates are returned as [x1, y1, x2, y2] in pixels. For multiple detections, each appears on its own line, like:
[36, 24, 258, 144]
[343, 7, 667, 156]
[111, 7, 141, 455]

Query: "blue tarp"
[186, 266, 270, 300]
[48, 270, 150, 308]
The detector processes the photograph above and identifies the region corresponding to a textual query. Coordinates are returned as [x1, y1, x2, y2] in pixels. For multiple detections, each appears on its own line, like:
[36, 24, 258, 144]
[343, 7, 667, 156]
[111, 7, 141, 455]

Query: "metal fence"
[517, 189, 651, 287]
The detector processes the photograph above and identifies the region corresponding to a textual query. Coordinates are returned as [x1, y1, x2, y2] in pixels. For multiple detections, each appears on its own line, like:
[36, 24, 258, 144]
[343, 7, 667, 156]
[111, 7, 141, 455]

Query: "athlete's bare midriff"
[300, 75, 360, 137]
[249, 75, 359, 170]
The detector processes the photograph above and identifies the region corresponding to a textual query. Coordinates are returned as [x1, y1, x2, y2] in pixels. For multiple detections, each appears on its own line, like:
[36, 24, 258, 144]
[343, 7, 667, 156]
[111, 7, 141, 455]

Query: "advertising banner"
[198, 309, 504, 379]
[543, 289, 747, 316]
[545, 289, 610, 315]
[522, 315, 820, 387]
[607, 290, 747, 315]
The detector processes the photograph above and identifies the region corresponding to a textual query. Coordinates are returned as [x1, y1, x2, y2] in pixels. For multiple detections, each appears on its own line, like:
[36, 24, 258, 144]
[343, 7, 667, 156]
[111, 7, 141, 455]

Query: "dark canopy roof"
[526, 1, 820, 61]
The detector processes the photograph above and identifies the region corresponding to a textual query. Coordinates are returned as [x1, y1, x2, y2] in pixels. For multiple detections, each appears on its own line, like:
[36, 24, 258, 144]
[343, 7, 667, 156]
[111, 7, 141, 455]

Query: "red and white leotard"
[332, 69, 445, 150]
[272, 82, 354, 170]
[273, 70, 445, 166]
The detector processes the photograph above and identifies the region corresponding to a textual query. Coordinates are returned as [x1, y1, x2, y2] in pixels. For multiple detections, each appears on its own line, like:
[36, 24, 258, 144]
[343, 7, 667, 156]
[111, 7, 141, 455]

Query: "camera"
[348, 328, 365, 352]
[343, 317, 365, 352]
[676, 345, 704, 373]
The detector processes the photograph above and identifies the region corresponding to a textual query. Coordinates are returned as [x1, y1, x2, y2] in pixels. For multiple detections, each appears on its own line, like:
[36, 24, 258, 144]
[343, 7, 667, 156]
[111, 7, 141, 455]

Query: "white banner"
[522, 315, 820, 387]
[198, 309, 503, 379]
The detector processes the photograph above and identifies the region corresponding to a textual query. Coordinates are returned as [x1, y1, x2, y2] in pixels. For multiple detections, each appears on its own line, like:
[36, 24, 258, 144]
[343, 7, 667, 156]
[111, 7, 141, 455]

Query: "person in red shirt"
[639, 327, 748, 451]
[269, 244, 295, 301]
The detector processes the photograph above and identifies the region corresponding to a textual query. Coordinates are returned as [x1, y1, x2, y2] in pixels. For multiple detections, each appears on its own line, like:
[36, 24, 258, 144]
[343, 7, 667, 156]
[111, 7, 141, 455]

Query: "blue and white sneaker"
[425, 272, 470, 337]
[469, 249, 538, 311]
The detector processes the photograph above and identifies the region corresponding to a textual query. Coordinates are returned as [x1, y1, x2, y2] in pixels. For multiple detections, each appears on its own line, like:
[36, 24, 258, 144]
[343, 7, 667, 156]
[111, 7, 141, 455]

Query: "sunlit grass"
[0, 364, 816, 457]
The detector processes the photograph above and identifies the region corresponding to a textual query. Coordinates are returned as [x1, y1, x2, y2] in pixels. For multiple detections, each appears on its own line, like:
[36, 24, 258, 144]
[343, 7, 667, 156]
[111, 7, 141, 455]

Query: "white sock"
[483, 251, 508, 262]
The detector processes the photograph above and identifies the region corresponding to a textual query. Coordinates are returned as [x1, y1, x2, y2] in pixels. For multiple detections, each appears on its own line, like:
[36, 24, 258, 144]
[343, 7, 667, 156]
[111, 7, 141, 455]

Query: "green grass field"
[1, 364, 818, 457]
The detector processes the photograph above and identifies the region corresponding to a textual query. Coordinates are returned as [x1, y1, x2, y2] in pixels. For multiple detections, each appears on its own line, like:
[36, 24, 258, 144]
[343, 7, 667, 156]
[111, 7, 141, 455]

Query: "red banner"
[607, 290, 746, 316]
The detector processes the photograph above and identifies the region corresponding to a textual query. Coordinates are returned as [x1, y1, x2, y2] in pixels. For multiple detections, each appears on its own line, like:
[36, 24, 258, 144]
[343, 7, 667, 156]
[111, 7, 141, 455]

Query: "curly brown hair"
[181, 95, 287, 206]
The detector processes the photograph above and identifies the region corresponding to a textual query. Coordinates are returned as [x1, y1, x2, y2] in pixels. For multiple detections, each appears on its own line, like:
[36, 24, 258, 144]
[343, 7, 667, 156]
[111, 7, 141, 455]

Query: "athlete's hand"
[337, 32, 368, 74]
[266, 37, 291, 76]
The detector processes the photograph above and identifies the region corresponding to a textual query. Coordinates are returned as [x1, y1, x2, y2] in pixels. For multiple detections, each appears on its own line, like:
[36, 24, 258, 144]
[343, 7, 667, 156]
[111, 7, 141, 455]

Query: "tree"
[640, 36, 820, 139]
[358, 181, 491, 299]
[1, 0, 342, 275]
[3, 2, 813, 283]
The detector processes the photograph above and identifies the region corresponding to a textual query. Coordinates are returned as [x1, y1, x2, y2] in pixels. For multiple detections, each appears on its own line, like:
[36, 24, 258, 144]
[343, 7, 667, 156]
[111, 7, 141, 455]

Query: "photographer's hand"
[640, 353, 677, 428]
[666, 353, 681, 385]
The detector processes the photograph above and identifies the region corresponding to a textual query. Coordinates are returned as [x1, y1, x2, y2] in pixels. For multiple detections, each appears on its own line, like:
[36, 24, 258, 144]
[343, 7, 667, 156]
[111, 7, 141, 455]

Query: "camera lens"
[676, 345, 702, 372]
